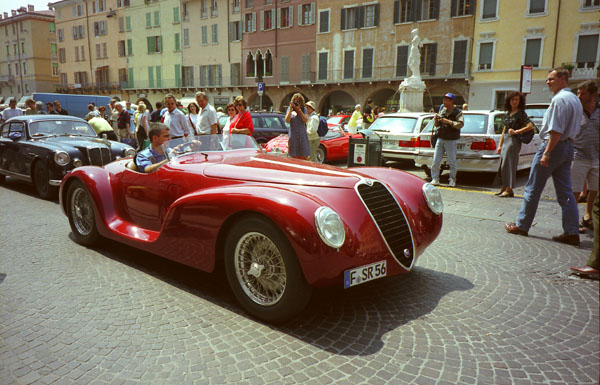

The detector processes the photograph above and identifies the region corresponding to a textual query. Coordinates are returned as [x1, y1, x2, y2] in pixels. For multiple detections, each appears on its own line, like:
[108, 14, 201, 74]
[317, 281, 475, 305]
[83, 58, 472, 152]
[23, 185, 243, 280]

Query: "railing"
[562, 62, 599, 80]
[0, 75, 16, 83]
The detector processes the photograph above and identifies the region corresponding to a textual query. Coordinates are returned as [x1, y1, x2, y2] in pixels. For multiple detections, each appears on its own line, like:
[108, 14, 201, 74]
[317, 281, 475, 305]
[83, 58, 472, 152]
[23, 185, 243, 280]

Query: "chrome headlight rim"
[422, 183, 443, 215]
[54, 150, 70, 166]
[72, 158, 83, 168]
[124, 148, 136, 157]
[314, 206, 345, 249]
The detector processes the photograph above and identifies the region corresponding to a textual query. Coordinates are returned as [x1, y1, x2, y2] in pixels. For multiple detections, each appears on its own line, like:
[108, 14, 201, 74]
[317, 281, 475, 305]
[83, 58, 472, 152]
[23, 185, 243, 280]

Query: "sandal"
[582, 217, 593, 230]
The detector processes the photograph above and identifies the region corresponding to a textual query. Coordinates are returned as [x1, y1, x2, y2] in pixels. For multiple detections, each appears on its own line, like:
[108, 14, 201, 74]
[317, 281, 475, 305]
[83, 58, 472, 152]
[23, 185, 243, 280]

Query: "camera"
[293, 102, 299, 107]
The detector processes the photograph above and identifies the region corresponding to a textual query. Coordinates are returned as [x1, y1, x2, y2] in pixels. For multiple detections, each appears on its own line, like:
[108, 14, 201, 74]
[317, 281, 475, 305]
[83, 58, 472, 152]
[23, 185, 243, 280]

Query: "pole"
[259, 94, 262, 111]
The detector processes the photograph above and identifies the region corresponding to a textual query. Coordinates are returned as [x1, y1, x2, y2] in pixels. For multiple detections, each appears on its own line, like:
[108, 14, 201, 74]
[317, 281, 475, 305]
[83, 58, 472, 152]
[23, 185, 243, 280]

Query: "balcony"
[563, 62, 600, 80]
[0, 74, 16, 84]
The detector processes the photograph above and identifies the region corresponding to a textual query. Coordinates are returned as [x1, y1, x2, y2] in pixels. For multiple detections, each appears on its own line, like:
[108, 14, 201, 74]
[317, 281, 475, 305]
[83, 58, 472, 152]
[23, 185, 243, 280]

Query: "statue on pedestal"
[407, 28, 422, 82]
[398, 28, 426, 112]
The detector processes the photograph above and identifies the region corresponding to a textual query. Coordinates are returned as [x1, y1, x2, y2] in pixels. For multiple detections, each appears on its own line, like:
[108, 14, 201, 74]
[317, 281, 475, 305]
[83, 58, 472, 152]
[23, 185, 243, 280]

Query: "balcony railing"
[562, 62, 599, 80]
[0, 75, 16, 84]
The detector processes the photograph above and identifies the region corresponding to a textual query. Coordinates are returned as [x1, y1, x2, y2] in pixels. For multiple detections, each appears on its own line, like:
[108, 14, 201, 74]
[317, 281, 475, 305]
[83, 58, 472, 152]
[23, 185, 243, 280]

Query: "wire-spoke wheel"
[67, 180, 100, 246]
[316, 146, 326, 164]
[224, 216, 312, 323]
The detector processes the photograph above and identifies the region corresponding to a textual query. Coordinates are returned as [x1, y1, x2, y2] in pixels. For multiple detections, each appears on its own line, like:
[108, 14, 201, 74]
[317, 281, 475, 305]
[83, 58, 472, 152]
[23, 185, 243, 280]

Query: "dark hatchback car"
[0, 115, 135, 199]
[220, 112, 289, 145]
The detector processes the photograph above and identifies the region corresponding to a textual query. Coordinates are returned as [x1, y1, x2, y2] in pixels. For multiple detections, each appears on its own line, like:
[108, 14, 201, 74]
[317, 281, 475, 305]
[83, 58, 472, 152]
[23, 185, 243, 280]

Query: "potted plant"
[563, 63, 574, 77]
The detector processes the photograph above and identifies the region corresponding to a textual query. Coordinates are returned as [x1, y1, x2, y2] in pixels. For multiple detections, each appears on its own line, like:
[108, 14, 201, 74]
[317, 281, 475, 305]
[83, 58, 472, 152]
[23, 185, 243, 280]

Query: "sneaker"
[448, 178, 456, 187]
[431, 178, 440, 185]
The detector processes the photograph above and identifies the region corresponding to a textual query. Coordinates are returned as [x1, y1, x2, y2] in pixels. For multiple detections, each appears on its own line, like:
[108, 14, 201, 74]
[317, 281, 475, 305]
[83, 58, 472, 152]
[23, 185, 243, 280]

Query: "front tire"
[316, 145, 326, 164]
[224, 215, 312, 323]
[33, 161, 58, 199]
[67, 180, 100, 246]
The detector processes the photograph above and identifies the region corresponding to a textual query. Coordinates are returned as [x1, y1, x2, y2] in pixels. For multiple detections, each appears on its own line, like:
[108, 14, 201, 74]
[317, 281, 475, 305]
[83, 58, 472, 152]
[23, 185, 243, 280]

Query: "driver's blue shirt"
[135, 147, 166, 173]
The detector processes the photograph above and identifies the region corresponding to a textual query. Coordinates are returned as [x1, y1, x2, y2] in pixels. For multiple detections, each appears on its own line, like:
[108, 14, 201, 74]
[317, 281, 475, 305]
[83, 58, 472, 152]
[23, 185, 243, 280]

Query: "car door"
[262, 115, 287, 141]
[120, 168, 163, 231]
[2, 122, 28, 175]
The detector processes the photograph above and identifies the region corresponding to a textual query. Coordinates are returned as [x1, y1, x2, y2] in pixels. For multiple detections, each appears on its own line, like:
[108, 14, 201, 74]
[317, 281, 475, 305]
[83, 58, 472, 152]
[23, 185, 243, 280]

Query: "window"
[420, 43, 437, 75]
[50, 43, 57, 55]
[155, 66, 162, 88]
[72, 25, 84, 39]
[524, 38, 542, 67]
[481, 0, 497, 19]
[49, 23, 55, 32]
[154, 11, 160, 26]
[576, 34, 599, 68]
[82, 45, 87, 60]
[201, 26, 208, 44]
[126, 16, 131, 31]
[199, 65, 222, 86]
[146, 12, 152, 28]
[182, 66, 194, 87]
[59, 48, 66, 63]
[478, 42, 494, 70]
[246, 52, 255, 77]
[318, 52, 328, 80]
[582, 0, 600, 8]
[301, 53, 311, 82]
[231, 63, 241, 86]
[528, 0, 546, 14]
[264, 50, 273, 76]
[246, 0, 253, 8]
[318, 10, 329, 33]
[211, 24, 218, 44]
[341, 7, 358, 30]
[118, 68, 128, 87]
[182, 3, 189, 20]
[52, 63, 59, 76]
[173, 7, 180, 23]
[74, 72, 88, 85]
[58, 29, 64, 42]
[229, 21, 242, 41]
[127, 39, 133, 55]
[95, 44, 100, 59]
[451, 0, 474, 17]
[278, 7, 293, 28]
[343, 50, 354, 79]
[60, 73, 67, 85]
[244, 13, 256, 32]
[92, 0, 105, 13]
[342, 5, 379, 30]
[452, 40, 468, 74]
[420, 0, 438, 20]
[233, 0, 240, 13]
[147, 36, 162, 53]
[119, 17, 125, 32]
[394, 0, 438, 23]
[299, 3, 315, 26]
[75, 46, 80, 62]
[93, 21, 107, 36]
[183, 28, 190, 47]
[362, 48, 374, 78]
[175, 33, 181, 51]
[73, 4, 83, 17]
[118, 40, 126, 56]
[262, 9, 274, 30]
[211, 0, 217, 17]
[22, 62, 27, 76]
[364, 4, 379, 27]
[200, 0, 207, 18]
[281, 56, 289, 82]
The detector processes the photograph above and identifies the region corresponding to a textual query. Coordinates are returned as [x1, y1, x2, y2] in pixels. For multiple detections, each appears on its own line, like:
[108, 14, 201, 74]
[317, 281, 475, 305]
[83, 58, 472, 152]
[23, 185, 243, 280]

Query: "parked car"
[370, 112, 435, 164]
[327, 114, 352, 130]
[249, 112, 289, 145]
[525, 103, 550, 128]
[264, 128, 363, 163]
[414, 110, 542, 176]
[0, 115, 135, 199]
[59, 134, 443, 322]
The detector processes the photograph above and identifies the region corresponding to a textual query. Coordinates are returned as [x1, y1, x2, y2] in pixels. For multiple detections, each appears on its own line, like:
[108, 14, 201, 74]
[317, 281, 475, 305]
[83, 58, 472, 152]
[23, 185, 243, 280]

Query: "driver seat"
[126, 154, 139, 172]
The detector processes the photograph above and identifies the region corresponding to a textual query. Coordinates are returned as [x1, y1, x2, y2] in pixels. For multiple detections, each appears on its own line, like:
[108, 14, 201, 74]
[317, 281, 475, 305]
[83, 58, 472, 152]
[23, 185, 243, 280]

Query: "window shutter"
[154, 10, 160, 26]
[127, 39, 133, 55]
[260, 10, 264, 30]
[175, 64, 181, 87]
[341, 8, 346, 30]
[156, 66, 162, 87]
[146, 12, 151, 28]
[298, 5, 302, 26]
[218, 65, 222, 85]
[126, 16, 131, 31]
[393, 1, 399, 24]
[252, 12, 256, 32]
[289, 6, 293, 27]
[128, 68, 134, 88]
[428, 43, 437, 75]
[72, 26, 77, 38]
[451, 0, 457, 17]
[310, 3, 315, 25]
[577, 35, 599, 64]
[452, 40, 467, 74]
[411, 0, 421, 21]
[358, 6, 365, 29]
[175, 33, 180, 51]
[396, 45, 408, 77]
[276, 8, 281, 28]
[432, 0, 440, 19]
[374, 4, 380, 26]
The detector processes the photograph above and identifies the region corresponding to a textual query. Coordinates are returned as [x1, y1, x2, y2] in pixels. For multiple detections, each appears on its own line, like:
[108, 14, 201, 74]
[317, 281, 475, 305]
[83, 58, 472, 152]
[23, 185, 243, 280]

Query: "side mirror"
[9, 132, 22, 141]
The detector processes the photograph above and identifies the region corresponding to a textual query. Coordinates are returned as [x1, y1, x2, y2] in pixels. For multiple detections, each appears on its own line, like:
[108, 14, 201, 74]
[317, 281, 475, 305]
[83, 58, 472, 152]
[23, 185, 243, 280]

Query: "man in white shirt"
[195, 91, 218, 135]
[162, 94, 194, 139]
[1, 98, 23, 123]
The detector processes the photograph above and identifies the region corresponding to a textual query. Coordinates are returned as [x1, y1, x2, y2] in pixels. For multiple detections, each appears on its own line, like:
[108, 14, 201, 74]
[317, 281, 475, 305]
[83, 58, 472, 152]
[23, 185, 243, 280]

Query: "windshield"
[29, 120, 97, 137]
[162, 134, 261, 161]
[370, 117, 417, 133]
[323, 129, 344, 140]
[525, 108, 547, 118]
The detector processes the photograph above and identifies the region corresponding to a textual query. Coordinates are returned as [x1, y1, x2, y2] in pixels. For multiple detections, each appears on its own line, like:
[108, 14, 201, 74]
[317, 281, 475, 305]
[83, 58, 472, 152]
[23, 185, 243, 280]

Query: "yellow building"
[50, 0, 128, 98]
[0, 5, 58, 102]
[470, 0, 600, 110]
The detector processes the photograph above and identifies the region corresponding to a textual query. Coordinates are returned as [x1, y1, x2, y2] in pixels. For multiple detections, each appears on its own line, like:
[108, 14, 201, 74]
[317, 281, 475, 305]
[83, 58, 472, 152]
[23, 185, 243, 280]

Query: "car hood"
[37, 136, 111, 152]
[203, 153, 362, 188]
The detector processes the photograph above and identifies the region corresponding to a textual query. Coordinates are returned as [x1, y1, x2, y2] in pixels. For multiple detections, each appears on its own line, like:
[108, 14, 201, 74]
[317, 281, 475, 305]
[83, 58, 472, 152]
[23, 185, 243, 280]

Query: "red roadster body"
[60, 135, 443, 322]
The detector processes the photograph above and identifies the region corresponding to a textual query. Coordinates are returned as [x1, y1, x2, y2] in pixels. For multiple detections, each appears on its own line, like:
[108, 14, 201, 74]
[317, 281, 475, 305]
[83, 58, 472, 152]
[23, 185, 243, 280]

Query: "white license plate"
[456, 143, 465, 150]
[344, 261, 387, 288]
[383, 140, 397, 146]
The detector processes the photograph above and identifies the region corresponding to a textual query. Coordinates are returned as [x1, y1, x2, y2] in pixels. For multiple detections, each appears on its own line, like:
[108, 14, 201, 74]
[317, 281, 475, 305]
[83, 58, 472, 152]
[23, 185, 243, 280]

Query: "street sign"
[520, 65, 532, 94]
[257, 82, 265, 96]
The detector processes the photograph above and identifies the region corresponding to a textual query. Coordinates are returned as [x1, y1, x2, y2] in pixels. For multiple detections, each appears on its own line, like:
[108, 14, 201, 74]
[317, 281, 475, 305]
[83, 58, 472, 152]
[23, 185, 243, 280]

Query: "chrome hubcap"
[71, 188, 93, 236]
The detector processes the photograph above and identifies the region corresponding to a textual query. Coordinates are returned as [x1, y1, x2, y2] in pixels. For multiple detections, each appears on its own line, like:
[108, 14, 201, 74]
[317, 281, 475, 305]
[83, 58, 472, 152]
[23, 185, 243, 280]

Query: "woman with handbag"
[495, 91, 533, 197]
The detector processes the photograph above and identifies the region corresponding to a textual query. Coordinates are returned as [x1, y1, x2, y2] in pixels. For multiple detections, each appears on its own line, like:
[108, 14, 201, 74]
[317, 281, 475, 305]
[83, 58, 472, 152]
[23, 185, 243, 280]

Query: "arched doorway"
[319, 90, 356, 116]
[279, 92, 311, 112]
[248, 93, 274, 111]
[366, 88, 398, 113]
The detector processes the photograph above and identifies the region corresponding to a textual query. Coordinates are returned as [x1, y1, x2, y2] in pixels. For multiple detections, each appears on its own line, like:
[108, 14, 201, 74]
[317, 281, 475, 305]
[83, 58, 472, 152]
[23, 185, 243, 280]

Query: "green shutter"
[154, 11, 160, 26]
[126, 16, 131, 31]
[146, 12, 151, 28]
[148, 66, 154, 88]
[174, 33, 180, 51]
[156, 66, 162, 88]
[147, 36, 155, 53]
[128, 68, 134, 88]
[158, 36, 162, 52]
[127, 39, 133, 56]
[173, 7, 180, 23]
[175, 64, 181, 87]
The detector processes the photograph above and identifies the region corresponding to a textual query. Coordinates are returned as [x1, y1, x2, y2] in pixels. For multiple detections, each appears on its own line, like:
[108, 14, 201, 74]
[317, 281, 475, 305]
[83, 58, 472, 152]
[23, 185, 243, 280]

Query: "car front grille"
[356, 180, 414, 269]
[86, 147, 111, 166]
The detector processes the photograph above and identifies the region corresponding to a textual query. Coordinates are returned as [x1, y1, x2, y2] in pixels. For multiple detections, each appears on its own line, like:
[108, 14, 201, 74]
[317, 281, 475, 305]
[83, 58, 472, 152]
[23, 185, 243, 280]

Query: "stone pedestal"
[398, 77, 426, 113]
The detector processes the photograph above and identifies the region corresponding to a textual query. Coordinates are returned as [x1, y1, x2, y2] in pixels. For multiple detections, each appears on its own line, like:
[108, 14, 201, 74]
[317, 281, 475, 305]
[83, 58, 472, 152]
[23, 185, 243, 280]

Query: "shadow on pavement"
[0, 176, 60, 204]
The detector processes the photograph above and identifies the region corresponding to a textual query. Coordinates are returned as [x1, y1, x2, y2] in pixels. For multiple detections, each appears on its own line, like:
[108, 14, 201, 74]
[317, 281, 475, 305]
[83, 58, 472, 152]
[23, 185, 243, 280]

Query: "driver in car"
[135, 123, 171, 173]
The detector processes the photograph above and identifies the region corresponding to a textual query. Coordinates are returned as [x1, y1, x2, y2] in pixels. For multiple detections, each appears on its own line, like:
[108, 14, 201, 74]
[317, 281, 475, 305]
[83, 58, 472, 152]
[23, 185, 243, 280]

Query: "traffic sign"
[257, 82, 265, 95]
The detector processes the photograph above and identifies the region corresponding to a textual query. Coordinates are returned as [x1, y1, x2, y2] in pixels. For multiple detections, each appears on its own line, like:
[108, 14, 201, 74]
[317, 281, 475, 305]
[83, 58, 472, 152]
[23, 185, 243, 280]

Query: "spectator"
[115, 103, 131, 141]
[107, 99, 119, 130]
[1, 98, 23, 123]
[97, 105, 108, 120]
[505, 68, 583, 246]
[24, 98, 36, 115]
[285, 93, 310, 160]
[305, 101, 320, 162]
[570, 194, 599, 279]
[495, 91, 533, 197]
[53, 100, 69, 115]
[216, 106, 225, 119]
[571, 80, 599, 232]
[229, 96, 254, 136]
[35, 101, 46, 114]
[195, 91, 218, 135]
[221, 103, 238, 147]
[363, 99, 374, 129]
[126, 101, 136, 139]
[88, 116, 118, 141]
[431, 92, 464, 187]
[348, 104, 361, 134]
[162, 94, 194, 140]
[84, 103, 99, 121]
[186, 102, 200, 135]
[135, 102, 151, 151]
[135, 123, 171, 173]
[150, 101, 163, 122]
[462, 103, 468, 111]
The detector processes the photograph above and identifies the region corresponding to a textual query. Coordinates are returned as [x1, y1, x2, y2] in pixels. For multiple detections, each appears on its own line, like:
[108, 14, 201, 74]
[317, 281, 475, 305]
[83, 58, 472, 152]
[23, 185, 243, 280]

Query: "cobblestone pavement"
[0, 173, 598, 385]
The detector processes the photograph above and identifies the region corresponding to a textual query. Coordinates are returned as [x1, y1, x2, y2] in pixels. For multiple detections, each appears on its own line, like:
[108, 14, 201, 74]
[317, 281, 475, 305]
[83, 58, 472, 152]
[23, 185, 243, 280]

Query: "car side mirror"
[9, 132, 22, 141]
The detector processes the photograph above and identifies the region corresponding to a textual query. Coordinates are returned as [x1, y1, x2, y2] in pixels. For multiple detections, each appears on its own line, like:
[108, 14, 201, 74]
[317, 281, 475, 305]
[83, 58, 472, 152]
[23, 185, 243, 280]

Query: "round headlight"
[314, 206, 345, 249]
[54, 151, 70, 166]
[124, 148, 136, 157]
[422, 183, 443, 215]
[73, 158, 83, 168]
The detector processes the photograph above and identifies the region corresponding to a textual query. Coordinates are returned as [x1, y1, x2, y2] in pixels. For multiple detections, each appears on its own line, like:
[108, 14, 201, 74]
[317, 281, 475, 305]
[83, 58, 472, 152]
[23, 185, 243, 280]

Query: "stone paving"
[0, 176, 598, 385]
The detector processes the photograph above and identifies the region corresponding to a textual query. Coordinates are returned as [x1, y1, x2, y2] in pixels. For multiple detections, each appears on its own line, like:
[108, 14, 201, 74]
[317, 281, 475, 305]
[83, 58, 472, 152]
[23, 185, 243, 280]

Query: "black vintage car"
[0, 115, 135, 199]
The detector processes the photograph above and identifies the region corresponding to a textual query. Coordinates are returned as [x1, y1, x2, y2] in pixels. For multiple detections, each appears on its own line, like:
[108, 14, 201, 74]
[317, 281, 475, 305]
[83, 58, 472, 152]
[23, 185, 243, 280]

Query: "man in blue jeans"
[505, 68, 584, 245]
[431, 93, 464, 187]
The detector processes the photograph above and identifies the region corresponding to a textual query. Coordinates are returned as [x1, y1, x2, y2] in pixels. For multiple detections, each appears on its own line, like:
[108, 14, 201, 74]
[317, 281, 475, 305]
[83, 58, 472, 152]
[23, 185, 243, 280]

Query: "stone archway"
[365, 88, 399, 114]
[248, 93, 274, 111]
[318, 90, 356, 116]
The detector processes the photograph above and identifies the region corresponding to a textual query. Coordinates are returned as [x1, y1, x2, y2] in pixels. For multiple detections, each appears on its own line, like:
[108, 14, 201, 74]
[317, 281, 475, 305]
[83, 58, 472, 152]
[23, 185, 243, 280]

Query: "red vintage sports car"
[264, 128, 363, 164]
[60, 135, 443, 322]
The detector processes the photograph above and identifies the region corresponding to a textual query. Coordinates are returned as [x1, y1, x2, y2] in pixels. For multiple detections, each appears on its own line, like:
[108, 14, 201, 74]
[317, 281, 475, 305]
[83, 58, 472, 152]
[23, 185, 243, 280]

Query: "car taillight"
[398, 138, 418, 147]
[470, 138, 496, 151]
[417, 137, 431, 148]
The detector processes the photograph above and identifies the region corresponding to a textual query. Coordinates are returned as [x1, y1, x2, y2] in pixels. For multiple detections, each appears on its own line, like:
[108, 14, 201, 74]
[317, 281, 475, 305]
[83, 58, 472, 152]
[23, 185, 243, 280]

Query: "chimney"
[11, 10, 17, 16]
[28, 4, 34, 12]
[4, 12, 8, 19]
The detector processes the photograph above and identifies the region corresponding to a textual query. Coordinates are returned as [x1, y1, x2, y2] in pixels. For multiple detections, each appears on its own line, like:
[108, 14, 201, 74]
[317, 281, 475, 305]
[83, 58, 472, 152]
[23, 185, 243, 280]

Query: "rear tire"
[316, 146, 326, 164]
[67, 180, 100, 246]
[0, 174, 5, 184]
[33, 161, 58, 200]
[224, 215, 312, 323]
